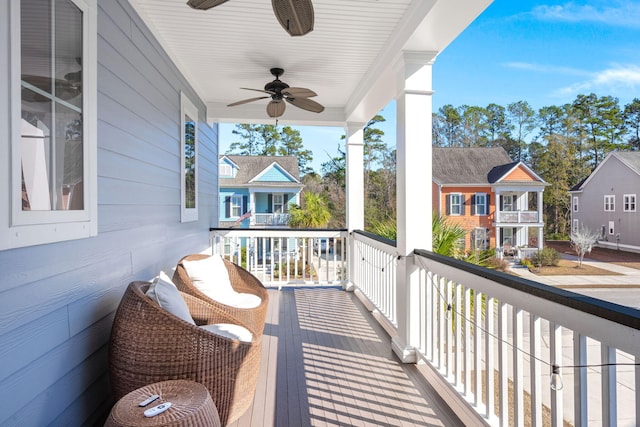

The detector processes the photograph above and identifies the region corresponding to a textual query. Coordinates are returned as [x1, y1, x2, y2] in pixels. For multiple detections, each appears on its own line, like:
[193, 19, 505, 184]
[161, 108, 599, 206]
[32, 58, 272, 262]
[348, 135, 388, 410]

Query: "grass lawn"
[529, 259, 621, 276]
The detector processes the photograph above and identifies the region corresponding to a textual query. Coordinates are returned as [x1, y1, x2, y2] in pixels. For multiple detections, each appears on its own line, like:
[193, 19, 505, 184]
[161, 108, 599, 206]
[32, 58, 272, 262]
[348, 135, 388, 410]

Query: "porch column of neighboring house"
[495, 189, 502, 253]
[393, 51, 436, 363]
[345, 122, 365, 291]
[538, 190, 544, 249]
[249, 190, 255, 226]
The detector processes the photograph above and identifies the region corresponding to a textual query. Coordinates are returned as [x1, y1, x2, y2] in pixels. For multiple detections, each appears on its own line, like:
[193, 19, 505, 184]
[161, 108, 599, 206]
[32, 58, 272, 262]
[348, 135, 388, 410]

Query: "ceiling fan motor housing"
[265, 68, 289, 100]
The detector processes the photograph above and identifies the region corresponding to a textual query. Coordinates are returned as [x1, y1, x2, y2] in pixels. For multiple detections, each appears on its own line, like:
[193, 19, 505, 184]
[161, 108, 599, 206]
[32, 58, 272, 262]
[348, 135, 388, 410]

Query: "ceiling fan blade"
[267, 100, 286, 118]
[227, 96, 270, 107]
[187, 0, 230, 10]
[286, 96, 324, 113]
[241, 87, 275, 95]
[272, 0, 314, 36]
[282, 87, 317, 98]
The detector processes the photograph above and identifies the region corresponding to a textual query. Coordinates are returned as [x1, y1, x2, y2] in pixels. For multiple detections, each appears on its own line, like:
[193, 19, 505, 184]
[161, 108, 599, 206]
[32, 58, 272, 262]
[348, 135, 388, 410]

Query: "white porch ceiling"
[128, 0, 492, 126]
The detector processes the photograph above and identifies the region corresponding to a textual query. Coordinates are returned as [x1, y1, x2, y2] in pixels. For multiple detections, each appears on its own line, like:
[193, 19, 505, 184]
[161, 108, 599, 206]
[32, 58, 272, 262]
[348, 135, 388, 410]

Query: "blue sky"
[220, 0, 640, 172]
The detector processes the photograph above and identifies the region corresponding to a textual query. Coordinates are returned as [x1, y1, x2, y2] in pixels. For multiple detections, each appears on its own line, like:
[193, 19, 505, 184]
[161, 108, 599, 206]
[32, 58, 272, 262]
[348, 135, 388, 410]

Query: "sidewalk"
[509, 253, 640, 288]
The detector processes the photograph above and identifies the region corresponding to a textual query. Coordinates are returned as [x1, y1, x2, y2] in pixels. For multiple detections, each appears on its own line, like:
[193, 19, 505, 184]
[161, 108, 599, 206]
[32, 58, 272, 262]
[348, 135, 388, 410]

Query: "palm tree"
[288, 192, 331, 228]
[432, 212, 466, 257]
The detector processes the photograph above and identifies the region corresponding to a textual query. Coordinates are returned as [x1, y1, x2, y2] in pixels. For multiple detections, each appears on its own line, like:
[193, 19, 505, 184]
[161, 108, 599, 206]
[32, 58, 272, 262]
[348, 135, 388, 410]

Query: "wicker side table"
[105, 380, 221, 427]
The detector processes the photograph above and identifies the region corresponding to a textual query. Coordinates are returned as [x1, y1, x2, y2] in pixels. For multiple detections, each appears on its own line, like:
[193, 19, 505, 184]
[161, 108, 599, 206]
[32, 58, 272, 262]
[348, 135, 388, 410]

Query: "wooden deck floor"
[228, 288, 464, 427]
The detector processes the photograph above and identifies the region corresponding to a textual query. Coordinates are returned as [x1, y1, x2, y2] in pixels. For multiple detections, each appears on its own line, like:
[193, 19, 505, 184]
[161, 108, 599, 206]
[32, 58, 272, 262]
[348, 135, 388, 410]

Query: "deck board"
[227, 288, 463, 427]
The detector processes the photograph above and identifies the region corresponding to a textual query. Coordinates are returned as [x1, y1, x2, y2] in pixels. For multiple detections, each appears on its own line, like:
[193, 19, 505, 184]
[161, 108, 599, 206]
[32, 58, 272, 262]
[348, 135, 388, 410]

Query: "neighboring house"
[569, 151, 640, 253]
[219, 155, 304, 228]
[432, 147, 548, 255]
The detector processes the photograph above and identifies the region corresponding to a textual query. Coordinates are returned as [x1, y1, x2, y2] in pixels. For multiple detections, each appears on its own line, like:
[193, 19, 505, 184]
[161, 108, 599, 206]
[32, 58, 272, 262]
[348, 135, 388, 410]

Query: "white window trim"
[2, 0, 97, 251]
[230, 195, 243, 218]
[573, 196, 579, 212]
[572, 219, 579, 234]
[623, 194, 636, 212]
[604, 195, 615, 212]
[450, 193, 462, 216]
[220, 163, 232, 176]
[180, 92, 198, 223]
[474, 193, 487, 216]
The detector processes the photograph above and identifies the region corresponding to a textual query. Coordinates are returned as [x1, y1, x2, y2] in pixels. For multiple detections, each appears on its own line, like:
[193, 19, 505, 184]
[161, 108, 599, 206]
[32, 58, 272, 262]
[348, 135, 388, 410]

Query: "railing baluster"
[438, 275, 446, 371]
[530, 314, 542, 427]
[474, 289, 482, 407]
[574, 332, 587, 427]
[455, 282, 463, 390]
[602, 344, 617, 427]
[498, 301, 509, 427]
[445, 279, 453, 379]
[464, 287, 472, 397]
[513, 307, 524, 427]
[485, 296, 495, 420]
[551, 323, 564, 427]
[636, 356, 640, 426]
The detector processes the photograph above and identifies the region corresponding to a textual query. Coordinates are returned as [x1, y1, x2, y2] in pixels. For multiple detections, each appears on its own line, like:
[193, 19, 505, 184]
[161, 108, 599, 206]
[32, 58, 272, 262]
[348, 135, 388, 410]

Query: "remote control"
[144, 402, 172, 417]
[138, 394, 160, 407]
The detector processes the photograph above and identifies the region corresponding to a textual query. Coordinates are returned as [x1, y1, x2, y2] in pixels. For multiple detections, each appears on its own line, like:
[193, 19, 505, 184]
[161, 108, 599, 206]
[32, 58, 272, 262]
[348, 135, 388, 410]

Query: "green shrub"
[520, 258, 534, 269]
[531, 247, 560, 267]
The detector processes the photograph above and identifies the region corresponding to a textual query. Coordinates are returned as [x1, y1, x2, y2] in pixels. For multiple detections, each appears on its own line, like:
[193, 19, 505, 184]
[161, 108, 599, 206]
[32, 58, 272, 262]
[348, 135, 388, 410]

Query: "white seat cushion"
[146, 272, 195, 325]
[182, 255, 262, 308]
[200, 323, 253, 343]
[182, 255, 236, 299]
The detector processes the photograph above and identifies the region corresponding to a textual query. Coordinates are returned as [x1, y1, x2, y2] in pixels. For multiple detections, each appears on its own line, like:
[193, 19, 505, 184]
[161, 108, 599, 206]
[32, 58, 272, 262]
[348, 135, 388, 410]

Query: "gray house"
[570, 151, 640, 253]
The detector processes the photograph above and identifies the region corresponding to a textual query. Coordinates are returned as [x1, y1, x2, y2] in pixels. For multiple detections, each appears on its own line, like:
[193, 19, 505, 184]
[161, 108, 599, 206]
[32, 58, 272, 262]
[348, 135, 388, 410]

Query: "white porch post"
[249, 190, 255, 226]
[538, 190, 544, 249]
[345, 122, 365, 291]
[392, 51, 436, 363]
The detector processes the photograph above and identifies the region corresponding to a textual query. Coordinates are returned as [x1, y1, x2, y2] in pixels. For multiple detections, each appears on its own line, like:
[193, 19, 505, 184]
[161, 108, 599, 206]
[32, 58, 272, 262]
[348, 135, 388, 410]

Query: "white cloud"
[553, 64, 640, 97]
[531, 1, 640, 28]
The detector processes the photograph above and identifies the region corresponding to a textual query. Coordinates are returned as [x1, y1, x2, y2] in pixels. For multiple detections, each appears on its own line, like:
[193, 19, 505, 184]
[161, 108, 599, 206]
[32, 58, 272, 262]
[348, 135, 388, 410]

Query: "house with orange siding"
[432, 147, 548, 255]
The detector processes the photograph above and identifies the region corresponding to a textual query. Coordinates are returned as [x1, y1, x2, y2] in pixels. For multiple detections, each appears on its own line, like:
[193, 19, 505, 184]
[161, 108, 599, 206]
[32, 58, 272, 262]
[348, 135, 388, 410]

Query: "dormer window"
[220, 163, 232, 176]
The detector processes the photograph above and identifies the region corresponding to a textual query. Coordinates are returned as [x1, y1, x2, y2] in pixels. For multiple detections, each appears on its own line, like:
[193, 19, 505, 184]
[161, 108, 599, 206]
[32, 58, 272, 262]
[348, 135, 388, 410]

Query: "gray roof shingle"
[432, 147, 514, 185]
[219, 155, 302, 187]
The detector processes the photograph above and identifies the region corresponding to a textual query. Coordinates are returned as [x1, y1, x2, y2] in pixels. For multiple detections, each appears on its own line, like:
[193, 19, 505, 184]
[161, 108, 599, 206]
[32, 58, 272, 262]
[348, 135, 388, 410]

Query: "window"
[604, 195, 615, 212]
[180, 92, 198, 222]
[573, 196, 579, 212]
[3, 0, 97, 250]
[230, 195, 243, 217]
[474, 193, 487, 216]
[272, 194, 284, 213]
[472, 227, 489, 250]
[501, 194, 514, 211]
[219, 163, 232, 176]
[624, 194, 636, 212]
[572, 219, 579, 234]
[449, 193, 463, 215]
[609, 221, 615, 235]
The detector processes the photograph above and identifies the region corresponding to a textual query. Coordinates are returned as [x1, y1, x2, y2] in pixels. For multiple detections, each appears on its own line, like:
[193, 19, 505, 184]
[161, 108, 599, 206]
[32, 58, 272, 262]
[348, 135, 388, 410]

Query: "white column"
[345, 122, 365, 292]
[495, 190, 501, 250]
[345, 122, 365, 232]
[392, 51, 436, 363]
[249, 190, 255, 226]
[538, 190, 544, 249]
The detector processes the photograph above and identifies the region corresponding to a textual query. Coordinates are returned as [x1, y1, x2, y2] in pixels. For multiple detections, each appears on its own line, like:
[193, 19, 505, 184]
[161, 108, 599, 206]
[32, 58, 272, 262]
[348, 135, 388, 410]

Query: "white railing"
[498, 211, 539, 223]
[210, 228, 348, 288]
[351, 231, 398, 328]
[411, 249, 640, 427]
[253, 213, 290, 226]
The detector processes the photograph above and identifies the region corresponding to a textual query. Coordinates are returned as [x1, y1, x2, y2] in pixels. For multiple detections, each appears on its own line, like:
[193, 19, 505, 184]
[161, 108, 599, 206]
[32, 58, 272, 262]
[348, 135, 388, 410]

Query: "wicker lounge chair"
[173, 254, 268, 337]
[109, 281, 262, 425]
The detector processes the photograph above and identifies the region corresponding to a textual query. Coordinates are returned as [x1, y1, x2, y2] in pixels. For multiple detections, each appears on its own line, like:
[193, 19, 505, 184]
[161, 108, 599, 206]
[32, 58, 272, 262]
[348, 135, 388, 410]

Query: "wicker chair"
[109, 281, 262, 425]
[172, 254, 269, 337]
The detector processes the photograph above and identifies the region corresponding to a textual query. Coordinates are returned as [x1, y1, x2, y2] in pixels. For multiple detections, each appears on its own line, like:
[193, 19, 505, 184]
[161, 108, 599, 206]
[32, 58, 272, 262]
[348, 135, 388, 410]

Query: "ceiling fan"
[227, 68, 324, 118]
[187, 0, 314, 37]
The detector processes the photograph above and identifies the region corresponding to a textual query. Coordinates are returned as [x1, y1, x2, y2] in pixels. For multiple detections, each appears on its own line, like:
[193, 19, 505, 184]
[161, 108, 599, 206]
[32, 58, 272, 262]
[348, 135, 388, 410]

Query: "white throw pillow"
[182, 255, 236, 300]
[200, 323, 253, 343]
[146, 271, 195, 325]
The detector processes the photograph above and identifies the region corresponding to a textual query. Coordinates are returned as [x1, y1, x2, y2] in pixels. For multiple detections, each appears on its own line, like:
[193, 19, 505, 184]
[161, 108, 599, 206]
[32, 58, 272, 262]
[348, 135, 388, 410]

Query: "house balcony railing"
[497, 210, 539, 224]
[253, 213, 291, 226]
[211, 228, 640, 426]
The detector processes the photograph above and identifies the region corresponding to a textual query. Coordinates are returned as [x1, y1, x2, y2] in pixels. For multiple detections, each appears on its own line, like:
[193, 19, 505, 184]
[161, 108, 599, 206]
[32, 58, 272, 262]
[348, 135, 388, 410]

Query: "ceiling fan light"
[267, 100, 286, 118]
[272, 0, 314, 36]
[186, 0, 230, 10]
